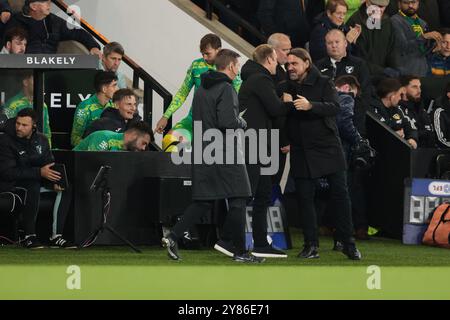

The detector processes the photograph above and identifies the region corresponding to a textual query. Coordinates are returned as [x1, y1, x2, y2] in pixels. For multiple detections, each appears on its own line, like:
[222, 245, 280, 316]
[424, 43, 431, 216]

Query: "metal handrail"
[204, 0, 266, 43]
[52, 0, 173, 127]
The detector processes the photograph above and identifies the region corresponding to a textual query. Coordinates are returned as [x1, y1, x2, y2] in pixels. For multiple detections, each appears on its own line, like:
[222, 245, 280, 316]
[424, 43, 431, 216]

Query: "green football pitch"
[1, 230, 450, 300]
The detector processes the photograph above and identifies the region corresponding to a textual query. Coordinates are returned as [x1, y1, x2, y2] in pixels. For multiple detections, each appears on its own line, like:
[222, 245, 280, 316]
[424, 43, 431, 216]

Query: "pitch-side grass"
[1, 230, 450, 299]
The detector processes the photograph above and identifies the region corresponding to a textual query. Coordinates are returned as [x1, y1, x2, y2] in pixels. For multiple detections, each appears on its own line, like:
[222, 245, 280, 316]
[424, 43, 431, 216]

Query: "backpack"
[423, 202, 450, 248]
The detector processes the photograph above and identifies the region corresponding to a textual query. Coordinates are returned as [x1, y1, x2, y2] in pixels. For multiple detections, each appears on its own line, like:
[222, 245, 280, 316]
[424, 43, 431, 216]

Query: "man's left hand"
[54, 184, 65, 192]
[294, 95, 312, 111]
[90, 47, 103, 60]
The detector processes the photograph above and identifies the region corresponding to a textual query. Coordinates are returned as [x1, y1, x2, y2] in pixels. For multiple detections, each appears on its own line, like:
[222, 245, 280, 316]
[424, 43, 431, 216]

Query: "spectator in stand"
[100, 42, 128, 89]
[432, 81, 450, 148]
[428, 28, 450, 77]
[257, 0, 311, 48]
[399, 75, 435, 147]
[347, 0, 399, 77]
[1, 26, 27, 54]
[309, 0, 362, 62]
[323, 1, 367, 22]
[387, 0, 442, 31]
[391, 0, 442, 77]
[0, 0, 11, 40]
[371, 77, 418, 148]
[83, 89, 141, 138]
[71, 71, 118, 147]
[5, 0, 101, 57]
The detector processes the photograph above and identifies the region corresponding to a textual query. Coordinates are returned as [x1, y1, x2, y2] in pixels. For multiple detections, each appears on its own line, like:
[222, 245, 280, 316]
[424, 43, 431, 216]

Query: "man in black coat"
[0, 109, 74, 249]
[5, 0, 101, 56]
[279, 48, 362, 260]
[162, 49, 263, 263]
[316, 30, 373, 102]
[83, 89, 142, 138]
[236, 44, 294, 258]
[316, 29, 373, 136]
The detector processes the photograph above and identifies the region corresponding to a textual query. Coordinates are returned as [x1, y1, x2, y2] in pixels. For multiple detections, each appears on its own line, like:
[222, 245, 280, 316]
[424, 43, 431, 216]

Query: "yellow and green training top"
[71, 94, 115, 147]
[163, 57, 242, 119]
[73, 131, 124, 151]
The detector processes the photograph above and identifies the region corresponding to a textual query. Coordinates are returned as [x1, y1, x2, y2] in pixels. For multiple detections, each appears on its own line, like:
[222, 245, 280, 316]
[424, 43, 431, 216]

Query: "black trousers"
[221, 172, 272, 249]
[16, 180, 71, 237]
[16, 180, 41, 236]
[272, 151, 287, 187]
[251, 174, 272, 248]
[295, 170, 354, 246]
[171, 198, 247, 254]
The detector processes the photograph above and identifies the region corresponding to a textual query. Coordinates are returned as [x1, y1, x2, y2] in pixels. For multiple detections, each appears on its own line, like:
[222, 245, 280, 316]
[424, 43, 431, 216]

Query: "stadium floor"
[1, 230, 450, 299]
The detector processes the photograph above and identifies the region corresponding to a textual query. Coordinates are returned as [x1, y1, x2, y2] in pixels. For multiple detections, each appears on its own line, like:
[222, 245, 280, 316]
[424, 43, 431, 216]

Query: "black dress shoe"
[342, 243, 362, 260]
[297, 244, 319, 259]
[333, 240, 344, 252]
[162, 236, 181, 261]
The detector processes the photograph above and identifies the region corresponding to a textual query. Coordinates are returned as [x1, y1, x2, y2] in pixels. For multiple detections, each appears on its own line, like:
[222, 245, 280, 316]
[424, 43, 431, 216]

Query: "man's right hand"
[155, 117, 168, 134]
[40, 163, 61, 182]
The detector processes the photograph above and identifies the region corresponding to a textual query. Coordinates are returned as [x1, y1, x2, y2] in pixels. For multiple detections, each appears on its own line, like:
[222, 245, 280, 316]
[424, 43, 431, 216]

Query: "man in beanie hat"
[4, 0, 101, 56]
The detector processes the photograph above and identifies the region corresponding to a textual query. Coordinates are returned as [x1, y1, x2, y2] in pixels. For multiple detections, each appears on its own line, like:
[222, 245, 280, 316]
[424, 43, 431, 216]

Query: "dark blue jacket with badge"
[0, 118, 53, 192]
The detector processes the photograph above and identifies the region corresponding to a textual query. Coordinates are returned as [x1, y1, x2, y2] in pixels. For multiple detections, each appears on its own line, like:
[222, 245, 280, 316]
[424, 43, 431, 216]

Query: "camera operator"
[335, 75, 374, 241]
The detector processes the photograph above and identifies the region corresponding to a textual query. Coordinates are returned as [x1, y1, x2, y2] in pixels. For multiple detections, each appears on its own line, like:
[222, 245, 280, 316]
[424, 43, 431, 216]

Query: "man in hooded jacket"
[161, 49, 263, 263]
